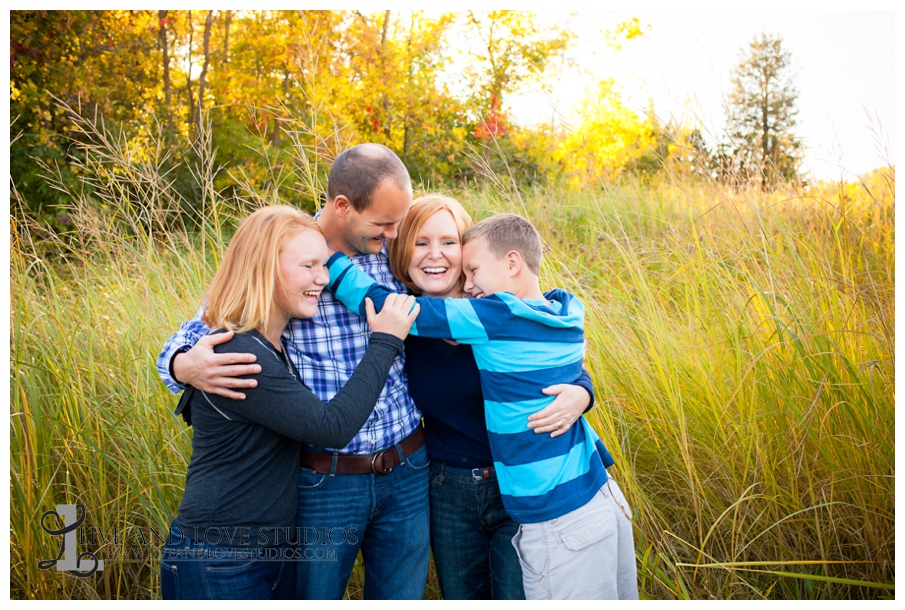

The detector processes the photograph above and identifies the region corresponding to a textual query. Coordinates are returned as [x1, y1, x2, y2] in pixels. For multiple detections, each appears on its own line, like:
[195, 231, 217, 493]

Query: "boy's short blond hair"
[463, 213, 543, 275]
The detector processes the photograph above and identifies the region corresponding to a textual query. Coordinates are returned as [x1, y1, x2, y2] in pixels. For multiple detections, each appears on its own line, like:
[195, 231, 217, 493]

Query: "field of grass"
[9, 130, 894, 599]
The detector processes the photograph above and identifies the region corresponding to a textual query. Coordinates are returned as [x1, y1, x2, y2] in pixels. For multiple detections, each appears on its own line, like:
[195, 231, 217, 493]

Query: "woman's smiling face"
[274, 228, 330, 321]
[406, 209, 463, 298]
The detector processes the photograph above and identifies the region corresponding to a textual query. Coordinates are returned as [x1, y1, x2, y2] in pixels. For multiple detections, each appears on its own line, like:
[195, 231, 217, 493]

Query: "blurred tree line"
[10, 10, 805, 232]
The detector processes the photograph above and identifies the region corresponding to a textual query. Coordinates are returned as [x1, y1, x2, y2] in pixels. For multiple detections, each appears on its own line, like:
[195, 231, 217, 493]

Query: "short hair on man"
[327, 143, 411, 212]
[464, 213, 543, 275]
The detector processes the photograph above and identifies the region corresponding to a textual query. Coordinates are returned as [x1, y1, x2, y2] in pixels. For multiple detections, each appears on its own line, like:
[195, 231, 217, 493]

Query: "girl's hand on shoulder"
[366, 295, 419, 340]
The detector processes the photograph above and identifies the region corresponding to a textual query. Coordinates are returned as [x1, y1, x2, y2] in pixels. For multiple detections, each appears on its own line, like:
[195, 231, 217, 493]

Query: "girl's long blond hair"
[203, 205, 321, 334]
[388, 194, 473, 295]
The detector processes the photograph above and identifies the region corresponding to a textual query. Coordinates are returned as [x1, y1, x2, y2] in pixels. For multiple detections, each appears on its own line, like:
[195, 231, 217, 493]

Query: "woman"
[160, 206, 418, 600]
[386, 195, 595, 599]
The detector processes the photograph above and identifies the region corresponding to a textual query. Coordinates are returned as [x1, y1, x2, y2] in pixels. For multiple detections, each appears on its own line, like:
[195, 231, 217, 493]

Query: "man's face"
[339, 179, 412, 255]
[462, 237, 512, 299]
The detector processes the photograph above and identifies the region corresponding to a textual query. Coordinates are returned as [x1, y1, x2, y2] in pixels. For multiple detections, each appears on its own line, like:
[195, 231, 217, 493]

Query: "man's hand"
[172, 331, 261, 400]
[528, 384, 592, 438]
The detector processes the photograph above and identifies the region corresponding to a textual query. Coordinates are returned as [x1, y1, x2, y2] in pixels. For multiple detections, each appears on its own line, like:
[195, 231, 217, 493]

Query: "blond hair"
[203, 205, 321, 334]
[388, 194, 473, 295]
[463, 213, 543, 275]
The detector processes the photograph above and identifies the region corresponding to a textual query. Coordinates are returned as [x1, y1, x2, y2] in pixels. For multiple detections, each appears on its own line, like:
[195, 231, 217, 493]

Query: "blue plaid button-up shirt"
[156, 250, 421, 455]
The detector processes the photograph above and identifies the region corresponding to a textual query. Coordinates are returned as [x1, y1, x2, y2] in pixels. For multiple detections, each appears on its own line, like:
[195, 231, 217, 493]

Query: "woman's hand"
[366, 295, 419, 340]
[527, 384, 592, 438]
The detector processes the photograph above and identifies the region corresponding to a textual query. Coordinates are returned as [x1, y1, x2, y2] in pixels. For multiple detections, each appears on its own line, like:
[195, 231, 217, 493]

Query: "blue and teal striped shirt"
[327, 253, 613, 523]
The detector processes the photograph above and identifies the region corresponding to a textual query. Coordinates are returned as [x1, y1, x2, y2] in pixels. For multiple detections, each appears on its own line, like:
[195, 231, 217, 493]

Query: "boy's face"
[462, 237, 512, 298]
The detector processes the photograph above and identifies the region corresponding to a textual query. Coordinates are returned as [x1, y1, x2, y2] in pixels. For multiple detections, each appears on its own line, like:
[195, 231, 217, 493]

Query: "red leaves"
[473, 94, 508, 141]
[365, 106, 382, 134]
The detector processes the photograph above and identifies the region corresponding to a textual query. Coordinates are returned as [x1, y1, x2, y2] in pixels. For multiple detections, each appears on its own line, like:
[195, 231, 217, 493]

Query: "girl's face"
[406, 210, 463, 298]
[274, 228, 330, 320]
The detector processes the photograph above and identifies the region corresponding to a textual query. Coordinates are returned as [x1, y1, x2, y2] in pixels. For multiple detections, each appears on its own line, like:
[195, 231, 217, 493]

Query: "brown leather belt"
[300, 427, 425, 475]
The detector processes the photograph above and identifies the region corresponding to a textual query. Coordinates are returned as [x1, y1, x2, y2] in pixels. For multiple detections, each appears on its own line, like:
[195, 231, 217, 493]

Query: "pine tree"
[726, 33, 802, 185]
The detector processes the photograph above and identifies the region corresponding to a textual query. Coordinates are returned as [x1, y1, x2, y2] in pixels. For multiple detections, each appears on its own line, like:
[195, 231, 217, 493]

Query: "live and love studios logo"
[38, 504, 104, 578]
[37, 503, 357, 575]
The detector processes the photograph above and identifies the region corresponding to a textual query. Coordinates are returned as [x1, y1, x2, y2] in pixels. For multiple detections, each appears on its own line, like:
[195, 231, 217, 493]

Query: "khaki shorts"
[511, 479, 639, 600]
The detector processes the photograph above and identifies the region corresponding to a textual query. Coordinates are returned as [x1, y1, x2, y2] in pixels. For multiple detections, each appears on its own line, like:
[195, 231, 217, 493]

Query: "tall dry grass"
[516, 176, 895, 599]
[9, 110, 894, 599]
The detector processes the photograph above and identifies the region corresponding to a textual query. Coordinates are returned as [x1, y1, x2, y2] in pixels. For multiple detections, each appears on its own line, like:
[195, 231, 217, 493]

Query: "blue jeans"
[295, 444, 430, 599]
[159, 523, 295, 600]
[429, 463, 525, 600]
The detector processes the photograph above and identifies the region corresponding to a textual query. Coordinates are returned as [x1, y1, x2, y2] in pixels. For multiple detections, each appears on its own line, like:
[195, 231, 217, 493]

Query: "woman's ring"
[556, 420, 564, 430]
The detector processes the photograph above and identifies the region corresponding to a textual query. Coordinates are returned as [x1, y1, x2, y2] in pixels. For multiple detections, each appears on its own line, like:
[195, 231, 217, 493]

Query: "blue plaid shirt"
[156, 251, 421, 455]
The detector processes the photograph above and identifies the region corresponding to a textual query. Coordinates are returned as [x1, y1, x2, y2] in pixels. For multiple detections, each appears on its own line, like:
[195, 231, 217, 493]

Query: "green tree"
[10, 10, 163, 224]
[462, 10, 572, 139]
[725, 33, 802, 185]
[339, 11, 466, 182]
[11, 10, 657, 222]
[169, 10, 347, 207]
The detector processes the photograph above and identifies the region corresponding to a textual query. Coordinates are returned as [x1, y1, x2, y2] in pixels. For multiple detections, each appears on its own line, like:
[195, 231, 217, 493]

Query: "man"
[157, 143, 428, 599]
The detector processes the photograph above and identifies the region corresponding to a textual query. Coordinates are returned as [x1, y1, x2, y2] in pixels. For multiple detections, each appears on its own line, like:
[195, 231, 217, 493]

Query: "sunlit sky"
[502, 7, 897, 181]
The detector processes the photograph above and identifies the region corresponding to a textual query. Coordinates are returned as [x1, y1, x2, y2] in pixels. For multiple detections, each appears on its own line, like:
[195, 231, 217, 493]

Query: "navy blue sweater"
[405, 335, 595, 469]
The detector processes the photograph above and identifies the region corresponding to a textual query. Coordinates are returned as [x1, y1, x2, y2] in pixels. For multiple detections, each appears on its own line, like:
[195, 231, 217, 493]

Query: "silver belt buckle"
[371, 450, 393, 475]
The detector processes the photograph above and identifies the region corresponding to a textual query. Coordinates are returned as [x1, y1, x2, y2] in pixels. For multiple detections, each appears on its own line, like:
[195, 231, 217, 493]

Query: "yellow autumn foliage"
[557, 79, 655, 188]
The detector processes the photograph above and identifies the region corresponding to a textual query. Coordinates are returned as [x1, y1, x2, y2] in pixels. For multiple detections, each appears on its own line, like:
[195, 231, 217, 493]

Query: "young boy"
[326, 213, 638, 600]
